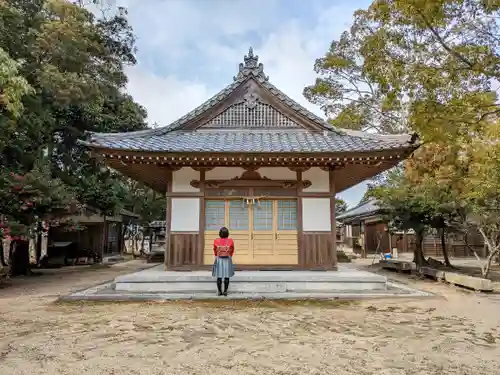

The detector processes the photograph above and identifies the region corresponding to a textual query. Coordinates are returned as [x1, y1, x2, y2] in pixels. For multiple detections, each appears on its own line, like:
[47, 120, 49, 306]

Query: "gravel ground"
[0, 260, 499, 375]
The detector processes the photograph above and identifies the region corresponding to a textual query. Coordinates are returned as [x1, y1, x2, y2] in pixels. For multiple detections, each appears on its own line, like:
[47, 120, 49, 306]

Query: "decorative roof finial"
[234, 46, 269, 82]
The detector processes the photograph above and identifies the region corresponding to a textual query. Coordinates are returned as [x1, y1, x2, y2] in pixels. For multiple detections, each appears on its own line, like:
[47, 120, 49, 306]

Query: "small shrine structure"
[85, 48, 418, 270]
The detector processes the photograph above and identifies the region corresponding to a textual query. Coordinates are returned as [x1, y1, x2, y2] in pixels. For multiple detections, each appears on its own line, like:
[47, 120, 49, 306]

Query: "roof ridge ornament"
[234, 47, 269, 82]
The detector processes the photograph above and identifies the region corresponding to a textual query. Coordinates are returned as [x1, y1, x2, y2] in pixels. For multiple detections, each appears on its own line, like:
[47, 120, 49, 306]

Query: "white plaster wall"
[258, 167, 296, 180]
[172, 167, 200, 193]
[206, 167, 245, 180]
[171, 198, 200, 231]
[302, 198, 331, 231]
[302, 167, 330, 192]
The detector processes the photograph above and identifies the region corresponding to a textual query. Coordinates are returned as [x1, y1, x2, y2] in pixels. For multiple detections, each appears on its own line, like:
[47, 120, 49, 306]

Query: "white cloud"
[120, 1, 366, 126]
[118, 0, 370, 206]
[125, 67, 211, 127]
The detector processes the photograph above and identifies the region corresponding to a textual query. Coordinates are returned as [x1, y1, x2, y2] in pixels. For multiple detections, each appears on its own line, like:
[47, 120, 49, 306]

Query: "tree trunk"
[482, 245, 499, 278]
[10, 241, 31, 276]
[474, 227, 500, 278]
[440, 228, 452, 267]
[131, 229, 140, 258]
[100, 216, 107, 262]
[413, 230, 428, 268]
[140, 232, 145, 256]
[1, 238, 10, 267]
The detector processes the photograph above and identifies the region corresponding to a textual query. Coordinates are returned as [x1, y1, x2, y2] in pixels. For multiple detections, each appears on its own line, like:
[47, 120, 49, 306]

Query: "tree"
[459, 120, 500, 277]
[304, 13, 409, 134]
[357, 0, 499, 141]
[121, 179, 166, 256]
[0, 0, 150, 272]
[335, 198, 348, 215]
[325, 0, 499, 275]
[371, 168, 435, 267]
[0, 47, 33, 118]
[0, 159, 77, 237]
[0, 0, 147, 228]
[359, 164, 404, 205]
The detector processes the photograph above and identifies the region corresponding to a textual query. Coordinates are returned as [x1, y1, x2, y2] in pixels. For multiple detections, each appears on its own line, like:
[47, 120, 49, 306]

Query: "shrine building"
[85, 48, 418, 271]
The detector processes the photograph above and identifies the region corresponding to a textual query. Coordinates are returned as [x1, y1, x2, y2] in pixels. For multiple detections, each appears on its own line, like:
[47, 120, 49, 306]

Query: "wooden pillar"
[100, 217, 108, 261]
[296, 169, 304, 267]
[363, 224, 367, 258]
[164, 169, 173, 269]
[197, 169, 206, 267]
[329, 169, 338, 269]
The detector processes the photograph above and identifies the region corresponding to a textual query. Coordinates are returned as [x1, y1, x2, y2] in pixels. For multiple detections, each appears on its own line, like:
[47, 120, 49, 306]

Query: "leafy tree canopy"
[0, 0, 158, 238]
[335, 198, 348, 215]
[312, 0, 500, 275]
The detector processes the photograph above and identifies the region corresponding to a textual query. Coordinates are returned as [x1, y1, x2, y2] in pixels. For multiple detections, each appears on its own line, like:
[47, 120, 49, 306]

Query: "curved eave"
[81, 131, 419, 157]
[87, 145, 418, 162]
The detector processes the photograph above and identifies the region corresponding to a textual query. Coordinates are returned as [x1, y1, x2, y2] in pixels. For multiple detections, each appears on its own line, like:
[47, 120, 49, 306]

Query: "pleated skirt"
[212, 256, 235, 278]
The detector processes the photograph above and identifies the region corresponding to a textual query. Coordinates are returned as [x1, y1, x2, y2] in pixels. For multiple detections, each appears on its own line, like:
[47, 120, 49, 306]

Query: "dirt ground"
[0, 261, 499, 375]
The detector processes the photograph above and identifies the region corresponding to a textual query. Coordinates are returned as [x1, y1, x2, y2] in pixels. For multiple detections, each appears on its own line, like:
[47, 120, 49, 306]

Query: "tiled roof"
[91, 130, 415, 153]
[86, 47, 418, 154]
[336, 199, 381, 222]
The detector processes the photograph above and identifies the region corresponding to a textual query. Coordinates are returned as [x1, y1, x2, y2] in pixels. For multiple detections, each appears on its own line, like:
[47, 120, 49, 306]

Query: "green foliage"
[463, 121, 500, 254]
[0, 0, 151, 238]
[371, 167, 450, 266]
[359, 0, 499, 140]
[0, 47, 33, 118]
[307, 0, 499, 138]
[372, 168, 429, 232]
[74, 170, 127, 217]
[335, 198, 348, 215]
[122, 180, 166, 225]
[309, 0, 500, 274]
[0, 158, 77, 237]
[304, 15, 408, 134]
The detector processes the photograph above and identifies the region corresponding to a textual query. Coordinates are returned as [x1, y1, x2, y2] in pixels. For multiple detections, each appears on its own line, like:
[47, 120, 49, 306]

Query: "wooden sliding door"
[203, 199, 298, 265]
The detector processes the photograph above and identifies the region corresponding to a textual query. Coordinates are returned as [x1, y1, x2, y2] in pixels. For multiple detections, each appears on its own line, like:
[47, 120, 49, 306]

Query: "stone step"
[113, 266, 388, 293]
[112, 281, 387, 293]
[64, 290, 411, 302]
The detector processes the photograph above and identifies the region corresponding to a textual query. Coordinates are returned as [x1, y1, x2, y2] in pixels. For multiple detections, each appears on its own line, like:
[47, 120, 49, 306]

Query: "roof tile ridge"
[337, 198, 379, 217]
[260, 79, 343, 135]
[338, 128, 418, 143]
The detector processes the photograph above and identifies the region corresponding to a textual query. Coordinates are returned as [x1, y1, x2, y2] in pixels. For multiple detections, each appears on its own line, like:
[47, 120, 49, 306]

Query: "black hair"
[219, 227, 229, 238]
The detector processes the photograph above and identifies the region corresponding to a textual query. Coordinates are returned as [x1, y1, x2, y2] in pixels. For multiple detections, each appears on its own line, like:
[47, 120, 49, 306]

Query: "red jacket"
[213, 238, 234, 256]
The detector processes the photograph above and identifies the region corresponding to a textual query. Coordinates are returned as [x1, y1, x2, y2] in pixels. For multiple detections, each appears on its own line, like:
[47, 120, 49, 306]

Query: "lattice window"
[228, 200, 249, 230]
[202, 101, 302, 129]
[253, 200, 273, 231]
[277, 200, 297, 231]
[205, 200, 225, 230]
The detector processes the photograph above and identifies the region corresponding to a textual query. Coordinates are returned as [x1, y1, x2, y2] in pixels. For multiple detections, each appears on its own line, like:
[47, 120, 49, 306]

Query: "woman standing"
[212, 227, 235, 296]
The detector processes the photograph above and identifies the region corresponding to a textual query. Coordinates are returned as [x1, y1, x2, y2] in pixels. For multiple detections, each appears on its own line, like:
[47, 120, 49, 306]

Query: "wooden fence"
[346, 222, 486, 258]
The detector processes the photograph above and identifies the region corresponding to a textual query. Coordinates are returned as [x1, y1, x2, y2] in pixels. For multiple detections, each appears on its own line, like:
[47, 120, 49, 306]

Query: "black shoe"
[218, 291, 223, 296]
[223, 291, 228, 296]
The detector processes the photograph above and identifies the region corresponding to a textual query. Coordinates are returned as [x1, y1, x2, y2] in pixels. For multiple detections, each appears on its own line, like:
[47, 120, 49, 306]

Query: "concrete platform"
[59, 264, 434, 302]
[112, 265, 388, 293]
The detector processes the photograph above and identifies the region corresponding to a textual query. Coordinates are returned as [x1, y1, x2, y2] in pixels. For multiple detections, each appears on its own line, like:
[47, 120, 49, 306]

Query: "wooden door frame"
[202, 197, 299, 266]
[167, 167, 337, 270]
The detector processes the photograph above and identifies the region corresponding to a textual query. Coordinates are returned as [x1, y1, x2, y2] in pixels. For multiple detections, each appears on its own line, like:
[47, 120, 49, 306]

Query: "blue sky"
[115, 0, 373, 208]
